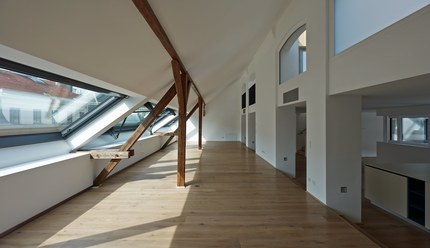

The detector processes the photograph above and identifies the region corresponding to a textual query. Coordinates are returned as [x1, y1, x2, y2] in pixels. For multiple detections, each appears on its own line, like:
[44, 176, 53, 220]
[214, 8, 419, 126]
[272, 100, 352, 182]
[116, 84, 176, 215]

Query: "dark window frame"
[249, 84, 256, 106]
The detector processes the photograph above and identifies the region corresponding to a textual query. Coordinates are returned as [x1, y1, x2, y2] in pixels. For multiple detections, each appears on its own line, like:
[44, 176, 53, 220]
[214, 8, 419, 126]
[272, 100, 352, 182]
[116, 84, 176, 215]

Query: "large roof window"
[0, 58, 124, 146]
[105, 103, 177, 140]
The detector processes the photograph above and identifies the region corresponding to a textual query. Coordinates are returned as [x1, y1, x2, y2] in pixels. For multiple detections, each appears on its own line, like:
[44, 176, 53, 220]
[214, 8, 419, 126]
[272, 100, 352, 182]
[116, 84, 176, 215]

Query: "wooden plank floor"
[0, 142, 377, 247]
[359, 198, 430, 248]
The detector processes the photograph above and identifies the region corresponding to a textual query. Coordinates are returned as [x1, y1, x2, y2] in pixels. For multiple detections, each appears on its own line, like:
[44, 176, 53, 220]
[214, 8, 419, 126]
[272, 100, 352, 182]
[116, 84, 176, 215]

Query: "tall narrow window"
[33, 109, 42, 124]
[249, 84, 256, 106]
[279, 25, 307, 84]
[241, 93, 246, 109]
[390, 117, 398, 141]
[299, 46, 307, 73]
[9, 108, 20, 124]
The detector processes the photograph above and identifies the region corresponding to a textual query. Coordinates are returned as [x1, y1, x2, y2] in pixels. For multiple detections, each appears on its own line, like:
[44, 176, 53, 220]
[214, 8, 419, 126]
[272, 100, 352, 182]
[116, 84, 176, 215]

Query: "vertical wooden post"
[198, 97, 203, 150]
[172, 59, 187, 187]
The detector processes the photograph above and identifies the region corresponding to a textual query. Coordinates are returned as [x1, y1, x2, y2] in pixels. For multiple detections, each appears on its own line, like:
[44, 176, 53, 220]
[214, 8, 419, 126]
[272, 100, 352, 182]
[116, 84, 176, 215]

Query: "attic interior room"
[1, 0, 430, 247]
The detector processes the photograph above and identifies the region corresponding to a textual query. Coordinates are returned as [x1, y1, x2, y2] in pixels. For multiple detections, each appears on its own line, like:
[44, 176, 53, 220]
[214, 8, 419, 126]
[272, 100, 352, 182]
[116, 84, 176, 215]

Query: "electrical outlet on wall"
[340, 186, 347, 193]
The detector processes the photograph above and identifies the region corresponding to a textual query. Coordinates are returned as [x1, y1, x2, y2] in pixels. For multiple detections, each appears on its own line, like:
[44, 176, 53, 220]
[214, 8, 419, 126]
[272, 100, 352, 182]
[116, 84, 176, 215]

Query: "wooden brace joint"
[90, 149, 135, 159]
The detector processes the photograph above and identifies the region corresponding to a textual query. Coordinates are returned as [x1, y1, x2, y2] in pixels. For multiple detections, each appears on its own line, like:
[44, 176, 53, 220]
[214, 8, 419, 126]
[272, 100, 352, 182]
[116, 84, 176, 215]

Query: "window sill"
[386, 141, 430, 149]
[0, 152, 90, 178]
[80, 134, 161, 151]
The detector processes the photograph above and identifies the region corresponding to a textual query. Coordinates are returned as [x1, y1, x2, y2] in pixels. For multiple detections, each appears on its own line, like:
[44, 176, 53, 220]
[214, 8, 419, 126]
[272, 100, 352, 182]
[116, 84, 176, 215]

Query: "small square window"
[402, 117, 428, 143]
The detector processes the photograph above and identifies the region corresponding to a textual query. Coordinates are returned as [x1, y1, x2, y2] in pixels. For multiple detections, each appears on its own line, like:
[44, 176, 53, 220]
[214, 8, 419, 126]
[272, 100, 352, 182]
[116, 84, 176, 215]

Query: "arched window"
[279, 25, 307, 84]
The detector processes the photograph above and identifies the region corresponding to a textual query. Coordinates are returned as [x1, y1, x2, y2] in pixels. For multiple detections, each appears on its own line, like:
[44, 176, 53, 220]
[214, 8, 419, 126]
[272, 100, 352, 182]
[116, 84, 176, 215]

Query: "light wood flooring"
[292, 150, 430, 247]
[0, 142, 378, 247]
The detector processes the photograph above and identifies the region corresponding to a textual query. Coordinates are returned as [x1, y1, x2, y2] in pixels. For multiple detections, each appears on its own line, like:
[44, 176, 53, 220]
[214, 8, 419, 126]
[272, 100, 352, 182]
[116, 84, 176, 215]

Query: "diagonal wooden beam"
[132, 0, 205, 104]
[161, 102, 199, 149]
[93, 84, 177, 186]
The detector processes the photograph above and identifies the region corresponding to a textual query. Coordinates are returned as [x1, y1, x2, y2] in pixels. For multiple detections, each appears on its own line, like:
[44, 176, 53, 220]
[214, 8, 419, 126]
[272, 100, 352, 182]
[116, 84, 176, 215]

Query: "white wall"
[330, 5, 430, 94]
[188, 80, 241, 142]
[232, 0, 330, 203]
[0, 135, 167, 235]
[377, 142, 430, 164]
[361, 111, 383, 157]
[253, 32, 277, 166]
[326, 95, 362, 222]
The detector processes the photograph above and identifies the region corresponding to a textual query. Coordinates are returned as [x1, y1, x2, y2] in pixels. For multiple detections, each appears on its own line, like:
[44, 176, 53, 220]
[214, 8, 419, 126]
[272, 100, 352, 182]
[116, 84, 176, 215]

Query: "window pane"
[107, 104, 176, 138]
[334, 0, 430, 54]
[249, 84, 256, 106]
[390, 118, 398, 141]
[0, 67, 120, 135]
[299, 47, 307, 73]
[402, 117, 428, 143]
[279, 25, 306, 84]
[241, 93, 246, 109]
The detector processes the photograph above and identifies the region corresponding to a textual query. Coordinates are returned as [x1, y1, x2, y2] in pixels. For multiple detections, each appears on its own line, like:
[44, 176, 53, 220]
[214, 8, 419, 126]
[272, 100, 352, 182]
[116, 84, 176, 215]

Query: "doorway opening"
[295, 107, 306, 189]
[248, 112, 256, 150]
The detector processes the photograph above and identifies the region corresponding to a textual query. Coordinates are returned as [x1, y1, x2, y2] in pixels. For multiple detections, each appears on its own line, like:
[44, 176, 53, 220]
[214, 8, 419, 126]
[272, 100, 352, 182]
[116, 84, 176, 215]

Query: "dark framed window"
[241, 93, 246, 109]
[249, 84, 256, 106]
[388, 117, 428, 144]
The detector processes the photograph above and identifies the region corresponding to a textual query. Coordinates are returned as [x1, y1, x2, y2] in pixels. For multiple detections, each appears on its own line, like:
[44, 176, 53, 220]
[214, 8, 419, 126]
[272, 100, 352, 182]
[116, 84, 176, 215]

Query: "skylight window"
[105, 103, 177, 140]
[0, 58, 123, 145]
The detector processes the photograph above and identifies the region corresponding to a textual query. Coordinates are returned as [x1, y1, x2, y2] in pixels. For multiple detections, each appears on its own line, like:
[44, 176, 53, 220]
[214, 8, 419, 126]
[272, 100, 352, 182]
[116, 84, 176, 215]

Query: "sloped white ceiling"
[0, 0, 289, 106]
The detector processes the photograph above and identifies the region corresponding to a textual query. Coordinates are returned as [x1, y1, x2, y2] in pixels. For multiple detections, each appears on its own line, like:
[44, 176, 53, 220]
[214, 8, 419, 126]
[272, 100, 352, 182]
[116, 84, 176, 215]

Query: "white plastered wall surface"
[237, 0, 329, 203]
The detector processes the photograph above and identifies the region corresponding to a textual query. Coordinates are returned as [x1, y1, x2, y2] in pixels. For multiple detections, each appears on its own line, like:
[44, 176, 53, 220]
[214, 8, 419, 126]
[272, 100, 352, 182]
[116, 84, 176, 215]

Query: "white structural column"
[326, 95, 362, 222]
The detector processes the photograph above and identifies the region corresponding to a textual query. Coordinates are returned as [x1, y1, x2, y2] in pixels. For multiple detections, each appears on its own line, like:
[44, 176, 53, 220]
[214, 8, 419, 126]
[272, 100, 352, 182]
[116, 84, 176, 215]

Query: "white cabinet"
[364, 166, 407, 217]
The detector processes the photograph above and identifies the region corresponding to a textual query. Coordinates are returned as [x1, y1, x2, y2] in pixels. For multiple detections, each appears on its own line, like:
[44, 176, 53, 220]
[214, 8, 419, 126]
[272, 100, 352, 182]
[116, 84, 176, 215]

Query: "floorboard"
[0, 142, 377, 247]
